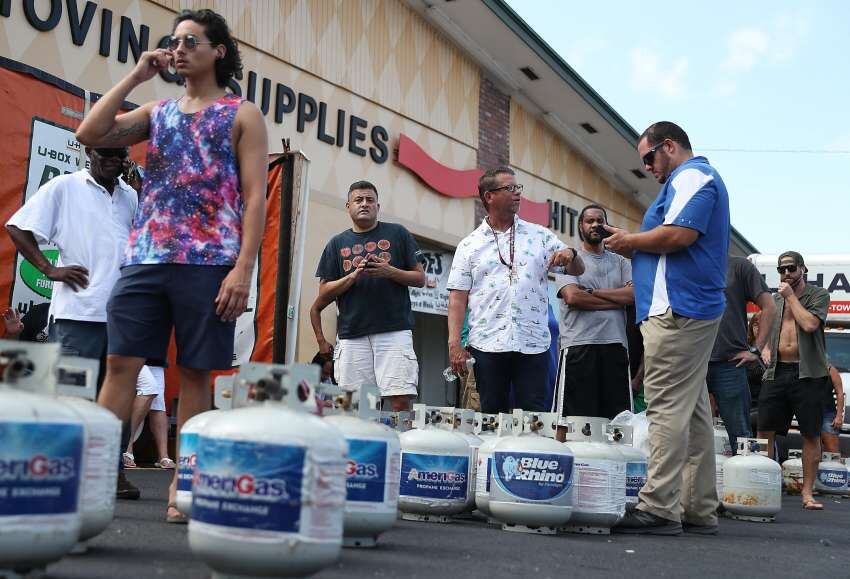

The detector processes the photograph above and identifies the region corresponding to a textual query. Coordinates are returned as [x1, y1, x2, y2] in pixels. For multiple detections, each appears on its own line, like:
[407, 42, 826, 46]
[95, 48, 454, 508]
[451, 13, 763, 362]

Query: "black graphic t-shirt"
[316, 221, 421, 339]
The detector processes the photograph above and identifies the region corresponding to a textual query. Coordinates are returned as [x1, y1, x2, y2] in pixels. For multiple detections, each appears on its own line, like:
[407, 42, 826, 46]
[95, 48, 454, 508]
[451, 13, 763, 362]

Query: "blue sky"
[506, 1, 850, 256]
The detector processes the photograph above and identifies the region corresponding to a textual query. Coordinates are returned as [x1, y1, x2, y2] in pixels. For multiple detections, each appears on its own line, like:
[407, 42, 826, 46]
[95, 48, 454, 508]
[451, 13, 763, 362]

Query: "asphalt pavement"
[26, 469, 850, 579]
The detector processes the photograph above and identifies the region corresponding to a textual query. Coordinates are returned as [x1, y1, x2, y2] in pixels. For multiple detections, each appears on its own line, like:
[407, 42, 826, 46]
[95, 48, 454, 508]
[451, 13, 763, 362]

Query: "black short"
[556, 343, 630, 419]
[107, 264, 236, 370]
[757, 363, 829, 437]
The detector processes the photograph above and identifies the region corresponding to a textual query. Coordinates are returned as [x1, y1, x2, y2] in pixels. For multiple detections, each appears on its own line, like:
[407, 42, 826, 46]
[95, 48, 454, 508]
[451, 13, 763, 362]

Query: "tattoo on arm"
[102, 121, 149, 145]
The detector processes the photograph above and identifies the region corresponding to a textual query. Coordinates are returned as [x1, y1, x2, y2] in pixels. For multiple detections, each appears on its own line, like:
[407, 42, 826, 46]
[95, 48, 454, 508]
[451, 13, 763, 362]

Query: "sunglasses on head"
[777, 264, 798, 274]
[167, 34, 215, 51]
[95, 148, 128, 159]
[641, 140, 666, 166]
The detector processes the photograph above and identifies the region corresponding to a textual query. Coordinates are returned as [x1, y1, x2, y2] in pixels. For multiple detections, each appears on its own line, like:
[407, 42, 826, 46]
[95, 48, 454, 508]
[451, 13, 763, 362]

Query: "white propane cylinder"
[815, 452, 848, 495]
[398, 407, 471, 522]
[188, 364, 347, 578]
[61, 396, 121, 544]
[453, 409, 483, 512]
[608, 424, 647, 505]
[716, 454, 729, 499]
[488, 411, 574, 534]
[562, 416, 626, 534]
[722, 438, 782, 522]
[0, 343, 86, 574]
[475, 413, 514, 518]
[176, 409, 222, 516]
[324, 384, 401, 548]
[782, 450, 803, 495]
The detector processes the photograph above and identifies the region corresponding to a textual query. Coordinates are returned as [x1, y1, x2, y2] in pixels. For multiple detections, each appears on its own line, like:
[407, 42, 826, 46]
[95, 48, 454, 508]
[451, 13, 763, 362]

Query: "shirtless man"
[757, 251, 831, 510]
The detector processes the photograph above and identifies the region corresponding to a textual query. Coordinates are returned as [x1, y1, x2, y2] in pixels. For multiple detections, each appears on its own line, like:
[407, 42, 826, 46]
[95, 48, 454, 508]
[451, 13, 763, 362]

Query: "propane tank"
[188, 364, 347, 578]
[782, 450, 803, 495]
[713, 418, 732, 456]
[323, 385, 401, 548]
[716, 454, 729, 500]
[488, 411, 573, 534]
[0, 342, 86, 574]
[398, 406, 471, 523]
[722, 438, 782, 522]
[452, 408, 483, 513]
[176, 409, 223, 517]
[475, 413, 514, 519]
[61, 396, 120, 546]
[562, 416, 626, 534]
[815, 452, 848, 495]
[608, 424, 647, 505]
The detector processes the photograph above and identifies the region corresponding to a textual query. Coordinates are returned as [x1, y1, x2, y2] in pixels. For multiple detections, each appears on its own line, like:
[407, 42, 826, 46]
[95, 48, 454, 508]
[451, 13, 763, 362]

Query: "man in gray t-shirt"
[707, 256, 776, 453]
[553, 206, 634, 432]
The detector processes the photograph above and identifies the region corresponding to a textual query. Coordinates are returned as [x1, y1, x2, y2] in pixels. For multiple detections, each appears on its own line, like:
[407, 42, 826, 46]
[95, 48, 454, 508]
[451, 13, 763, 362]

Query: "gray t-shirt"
[557, 249, 631, 348]
[710, 256, 770, 362]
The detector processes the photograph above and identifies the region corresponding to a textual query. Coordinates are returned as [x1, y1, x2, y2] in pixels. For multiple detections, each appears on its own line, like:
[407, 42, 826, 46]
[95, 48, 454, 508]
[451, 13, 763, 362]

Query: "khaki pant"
[637, 308, 721, 525]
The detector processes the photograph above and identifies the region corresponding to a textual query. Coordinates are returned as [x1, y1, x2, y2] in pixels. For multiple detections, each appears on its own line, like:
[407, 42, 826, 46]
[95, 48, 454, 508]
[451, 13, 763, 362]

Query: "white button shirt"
[7, 170, 138, 322]
[447, 216, 566, 354]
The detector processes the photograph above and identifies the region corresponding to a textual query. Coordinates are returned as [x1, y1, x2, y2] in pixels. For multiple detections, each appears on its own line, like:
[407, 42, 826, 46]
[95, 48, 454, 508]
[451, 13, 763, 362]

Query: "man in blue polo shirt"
[604, 122, 730, 536]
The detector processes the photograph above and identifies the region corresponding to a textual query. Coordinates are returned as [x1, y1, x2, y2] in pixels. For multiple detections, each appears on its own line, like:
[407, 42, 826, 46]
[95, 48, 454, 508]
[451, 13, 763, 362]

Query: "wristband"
[569, 247, 577, 260]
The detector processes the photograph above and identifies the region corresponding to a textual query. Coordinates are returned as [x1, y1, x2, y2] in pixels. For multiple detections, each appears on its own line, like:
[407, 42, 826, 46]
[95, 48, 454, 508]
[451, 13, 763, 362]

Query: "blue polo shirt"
[632, 156, 730, 323]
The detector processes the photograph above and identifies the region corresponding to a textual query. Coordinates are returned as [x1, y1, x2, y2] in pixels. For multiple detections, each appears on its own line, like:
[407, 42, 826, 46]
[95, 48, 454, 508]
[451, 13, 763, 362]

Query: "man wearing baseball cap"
[757, 251, 831, 510]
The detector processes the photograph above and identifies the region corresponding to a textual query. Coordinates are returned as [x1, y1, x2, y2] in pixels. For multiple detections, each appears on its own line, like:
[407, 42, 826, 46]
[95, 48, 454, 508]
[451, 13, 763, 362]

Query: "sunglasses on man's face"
[641, 140, 666, 166]
[777, 265, 798, 274]
[167, 34, 215, 51]
[95, 149, 128, 159]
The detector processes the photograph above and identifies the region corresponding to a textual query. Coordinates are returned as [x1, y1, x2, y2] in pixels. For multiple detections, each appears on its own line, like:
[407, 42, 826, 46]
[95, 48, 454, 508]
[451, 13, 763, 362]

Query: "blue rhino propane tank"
[562, 416, 626, 534]
[815, 452, 848, 495]
[0, 342, 86, 574]
[323, 384, 401, 548]
[452, 408, 483, 512]
[475, 413, 514, 519]
[722, 438, 781, 522]
[608, 424, 647, 506]
[398, 406, 470, 522]
[188, 363, 347, 578]
[489, 411, 574, 534]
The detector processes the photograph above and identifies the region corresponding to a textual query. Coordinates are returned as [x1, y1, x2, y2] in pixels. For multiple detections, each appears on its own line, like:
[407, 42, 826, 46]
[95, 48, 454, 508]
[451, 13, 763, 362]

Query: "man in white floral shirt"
[447, 167, 583, 413]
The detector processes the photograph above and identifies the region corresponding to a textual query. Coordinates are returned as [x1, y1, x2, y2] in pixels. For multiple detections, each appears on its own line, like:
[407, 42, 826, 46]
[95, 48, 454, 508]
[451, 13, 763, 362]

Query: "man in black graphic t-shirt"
[315, 180, 426, 410]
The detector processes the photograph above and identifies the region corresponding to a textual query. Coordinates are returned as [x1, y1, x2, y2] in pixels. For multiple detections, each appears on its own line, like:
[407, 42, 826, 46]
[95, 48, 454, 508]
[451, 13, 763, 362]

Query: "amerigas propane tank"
[398, 405, 470, 522]
[323, 384, 400, 548]
[815, 452, 848, 495]
[722, 438, 782, 522]
[562, 416, 626, 534]
[475, 413, 514, 519]
[188, 363, 347, 578]
[0, 342, 86, 574]
[489, 411, 573, 534]
[452, 408, 483, 513]
[608, 424, 647, 505]
[782, 450, 803, 495]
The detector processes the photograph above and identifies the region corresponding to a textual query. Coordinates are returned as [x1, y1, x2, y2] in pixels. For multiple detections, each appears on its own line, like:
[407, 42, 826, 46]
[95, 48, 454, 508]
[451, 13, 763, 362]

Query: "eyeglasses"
[641, 140, 666, 166]
[95, 148, 128, 159]
[489, 184, 524, 194]
[777, 265, 798, 274]
[167, 34, 215, 51]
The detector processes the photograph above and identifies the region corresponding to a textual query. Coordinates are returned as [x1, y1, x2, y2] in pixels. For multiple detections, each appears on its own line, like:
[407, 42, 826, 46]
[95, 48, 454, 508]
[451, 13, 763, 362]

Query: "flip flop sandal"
[802, 499, 824, 510]
[122, 452, 136, 468]
[166, 503, 188, 524]
[156, 458, 176, 469]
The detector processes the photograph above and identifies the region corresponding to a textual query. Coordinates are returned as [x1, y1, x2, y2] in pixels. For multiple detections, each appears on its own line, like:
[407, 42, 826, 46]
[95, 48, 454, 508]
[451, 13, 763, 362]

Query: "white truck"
[748, 253, 850, 430]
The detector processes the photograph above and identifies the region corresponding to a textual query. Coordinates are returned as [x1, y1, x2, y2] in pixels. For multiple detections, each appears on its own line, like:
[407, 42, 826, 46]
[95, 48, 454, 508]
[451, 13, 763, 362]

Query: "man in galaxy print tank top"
[76, 9, 268, 522]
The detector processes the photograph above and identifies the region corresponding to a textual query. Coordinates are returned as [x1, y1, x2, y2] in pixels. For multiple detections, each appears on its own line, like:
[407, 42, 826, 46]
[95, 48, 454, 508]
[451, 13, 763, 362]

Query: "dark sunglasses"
[167, 34, 215, 51]
[95, 148, 128, 159]
[777, 265, 798, 274]
[641, 140, 666, 166]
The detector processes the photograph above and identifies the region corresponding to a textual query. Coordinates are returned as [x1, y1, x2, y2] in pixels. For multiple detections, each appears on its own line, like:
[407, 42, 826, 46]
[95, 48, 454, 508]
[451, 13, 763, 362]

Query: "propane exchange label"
[626, 461, 647, 498]
[192, 437, 305, 533]
[346, 439, 388, 503]
[0, 422, 84, 515]
[817, 468, 848, 489]
[177, 432, 198, 492]
[400, 453, 468, 500]
[493, 451, 573, 501]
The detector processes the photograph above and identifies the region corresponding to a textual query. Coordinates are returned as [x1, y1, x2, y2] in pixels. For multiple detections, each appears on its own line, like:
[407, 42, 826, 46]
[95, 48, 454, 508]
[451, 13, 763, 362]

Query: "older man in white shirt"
[447, 166, 583, 413]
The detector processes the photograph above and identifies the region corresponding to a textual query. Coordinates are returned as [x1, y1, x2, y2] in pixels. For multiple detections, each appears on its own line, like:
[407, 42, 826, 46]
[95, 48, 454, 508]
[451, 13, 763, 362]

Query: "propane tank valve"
[582, 423, 592, 437]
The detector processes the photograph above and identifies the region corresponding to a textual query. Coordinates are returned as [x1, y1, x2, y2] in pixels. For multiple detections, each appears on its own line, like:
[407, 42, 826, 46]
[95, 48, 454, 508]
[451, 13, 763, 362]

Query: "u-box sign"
[1, 0, 390, 164]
